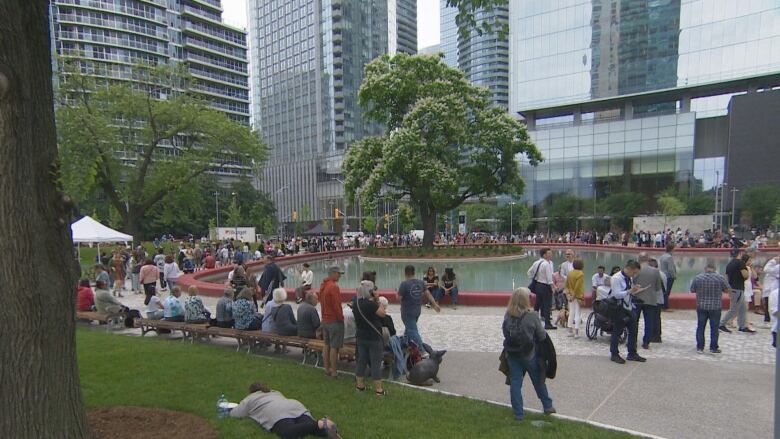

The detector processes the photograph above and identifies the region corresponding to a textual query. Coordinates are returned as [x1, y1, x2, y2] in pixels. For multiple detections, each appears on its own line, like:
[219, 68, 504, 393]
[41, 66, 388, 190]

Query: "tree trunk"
[0, 2, 91, 438]
[420, 205, 437, 248]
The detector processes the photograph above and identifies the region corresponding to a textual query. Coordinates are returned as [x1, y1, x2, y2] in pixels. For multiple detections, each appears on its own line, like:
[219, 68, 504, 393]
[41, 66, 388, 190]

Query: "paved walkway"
[108, 290, 775, 438]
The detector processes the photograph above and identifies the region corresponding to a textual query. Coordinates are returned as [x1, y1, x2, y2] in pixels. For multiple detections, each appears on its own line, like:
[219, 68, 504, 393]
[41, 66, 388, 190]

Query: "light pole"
[509, 201, 517, 238]
[730, 187, 739, 228]
[214, 191, 220, 229]
[713, 171, 720, 230]
[231, 192, 238, 241]
[328, 200, 335, 232]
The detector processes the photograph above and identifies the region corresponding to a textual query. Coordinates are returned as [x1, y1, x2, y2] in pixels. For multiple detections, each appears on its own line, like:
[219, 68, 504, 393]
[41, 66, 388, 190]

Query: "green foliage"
[447, 0, 509, 39]
[603, 192, 647, 231]
[343, 54, 541, 246]
[546, 194, 581, 233]
[363, 217, 377, 234]
[397, 203, 416, 233]
[656, 194, 686, 217]
[685, 193, 714, 215]
[56, 63, 266, 239]
[223, 197, 242, 228]
[773, 207, 780, 228]
[741, 185, 780, 229]
[497, 203, 531, 234]
[229, 178, 277, 233]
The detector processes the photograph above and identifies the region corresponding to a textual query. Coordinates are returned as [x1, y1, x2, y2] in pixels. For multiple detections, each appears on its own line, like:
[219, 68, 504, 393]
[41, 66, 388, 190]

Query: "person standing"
[527, 248, 556, 329]
[690, 260, 729, 353]
[153, 248, 167, 291]
[502, 288, 555, 421]
[719, 252, 755, 334]
[659, 243, 677, 310]
[633, 253, 664, 349]
[163, 255, 181, 291]
[763, 257, 779, 326]
[353, 283, 387, 396]
[138, 259, 159, 296]
[259, 255, 286, 305]
[110, 250, 126, 297]
[320, 266, 345, 378]
[609, 260, 646, 364]
[564, 259, 585, 338]
[397, 265, 440, 351]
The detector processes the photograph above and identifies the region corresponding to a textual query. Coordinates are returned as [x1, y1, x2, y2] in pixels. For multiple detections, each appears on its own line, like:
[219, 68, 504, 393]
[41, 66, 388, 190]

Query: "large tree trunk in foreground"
[0, 2, 90, 438]
[420, 205, 437, 248]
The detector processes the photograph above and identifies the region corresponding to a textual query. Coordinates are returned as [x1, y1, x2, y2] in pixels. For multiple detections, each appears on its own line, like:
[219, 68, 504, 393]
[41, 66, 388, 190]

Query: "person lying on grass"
[230, 381, 341, 439]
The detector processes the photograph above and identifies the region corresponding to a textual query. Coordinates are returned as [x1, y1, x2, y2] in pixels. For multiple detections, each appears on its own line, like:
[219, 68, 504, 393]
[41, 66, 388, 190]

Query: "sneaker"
[544, 408, 557, 415]
[610, 354, 626, 364]
[738, 327, 756, 333]
[544, 324, 558, 330]
[710, 348, 722, 354]
[641, 343, 650, 350]
[425, 304, 431, 309]
[696, 348, 704, 354]
[626, 354, 647, 362]
[718, 325, 732, 333]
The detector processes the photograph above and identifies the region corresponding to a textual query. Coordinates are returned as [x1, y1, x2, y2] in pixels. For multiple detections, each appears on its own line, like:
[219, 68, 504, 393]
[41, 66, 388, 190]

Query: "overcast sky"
[221, 0, 441, 50]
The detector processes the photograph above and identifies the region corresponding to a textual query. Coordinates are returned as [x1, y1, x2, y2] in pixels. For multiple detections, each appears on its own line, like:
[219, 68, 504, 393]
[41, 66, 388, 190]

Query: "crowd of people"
[76, 235, 780, 436]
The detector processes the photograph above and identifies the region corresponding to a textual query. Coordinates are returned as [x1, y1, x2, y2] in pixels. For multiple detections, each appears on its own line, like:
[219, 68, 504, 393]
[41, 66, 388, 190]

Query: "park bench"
[136, 318, 189, 337]
[76, 311, 124, 331]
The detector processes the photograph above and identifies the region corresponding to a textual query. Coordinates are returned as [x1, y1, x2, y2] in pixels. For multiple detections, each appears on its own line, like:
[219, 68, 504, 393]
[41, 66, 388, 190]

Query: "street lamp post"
[231, 192, 238, 241]
[730, 187, 739, 228]
[214, 191, 220, 229]
[509, 201, 517, 238]
[331, 178, 349, 234]
[272, 186, 289, 239]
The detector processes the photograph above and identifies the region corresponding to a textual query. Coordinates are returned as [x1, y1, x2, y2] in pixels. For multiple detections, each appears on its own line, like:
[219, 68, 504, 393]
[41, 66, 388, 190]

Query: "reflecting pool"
[276, 249, 740, 294]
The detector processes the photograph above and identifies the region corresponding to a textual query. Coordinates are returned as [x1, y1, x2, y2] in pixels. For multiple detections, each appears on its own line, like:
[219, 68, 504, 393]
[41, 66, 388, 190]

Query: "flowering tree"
[343, 54, 542, 247]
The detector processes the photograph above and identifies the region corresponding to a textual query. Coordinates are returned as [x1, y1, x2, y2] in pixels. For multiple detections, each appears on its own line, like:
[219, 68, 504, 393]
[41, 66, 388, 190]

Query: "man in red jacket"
[319, 266, 345, 377]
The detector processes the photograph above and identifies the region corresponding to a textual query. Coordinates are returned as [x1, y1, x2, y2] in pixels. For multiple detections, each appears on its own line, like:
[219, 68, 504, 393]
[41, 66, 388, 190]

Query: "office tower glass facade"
[51, 0, 251, 177]
[440, 0, 510, 108]
[249, 0, 416, 223]
[509, 0, 780, 221]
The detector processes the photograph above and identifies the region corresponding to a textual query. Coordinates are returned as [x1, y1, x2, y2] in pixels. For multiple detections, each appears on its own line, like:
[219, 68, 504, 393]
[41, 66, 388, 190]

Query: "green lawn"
[77, 329, 632, 438]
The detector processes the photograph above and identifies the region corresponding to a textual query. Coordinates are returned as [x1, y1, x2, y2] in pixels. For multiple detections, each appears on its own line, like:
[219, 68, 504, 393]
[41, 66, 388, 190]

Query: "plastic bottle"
[217, 393, 227, 419]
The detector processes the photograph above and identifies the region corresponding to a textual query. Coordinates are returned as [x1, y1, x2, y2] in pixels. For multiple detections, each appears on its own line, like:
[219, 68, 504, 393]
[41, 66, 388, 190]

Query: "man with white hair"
[297, 291, 321, 339]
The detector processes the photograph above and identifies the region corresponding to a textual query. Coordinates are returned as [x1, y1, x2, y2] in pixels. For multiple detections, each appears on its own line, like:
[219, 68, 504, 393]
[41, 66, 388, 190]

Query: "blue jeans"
[402, 313, 424, 350]
[448, 287, 459, 304]
[696, 309, 721, 351]
[430, 287, 444, 302]
[506, 352, 554, 420]
[637, 304, 658, 346]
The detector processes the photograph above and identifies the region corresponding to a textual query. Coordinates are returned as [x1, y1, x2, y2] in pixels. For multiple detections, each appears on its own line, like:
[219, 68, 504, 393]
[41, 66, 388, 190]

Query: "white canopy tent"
[71, 216, 133, 263]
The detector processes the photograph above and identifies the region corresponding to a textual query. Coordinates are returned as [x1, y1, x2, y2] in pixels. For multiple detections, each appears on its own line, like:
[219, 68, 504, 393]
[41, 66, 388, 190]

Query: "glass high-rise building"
[508, 0, 780, 223]
[50, 0, 252, 177]
[248, 0, 417, 224]
[440, 0, 510, 108]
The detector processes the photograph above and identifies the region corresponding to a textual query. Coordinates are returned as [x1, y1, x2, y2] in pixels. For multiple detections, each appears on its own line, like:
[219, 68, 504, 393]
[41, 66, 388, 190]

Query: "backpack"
[506, 313, 534, 356]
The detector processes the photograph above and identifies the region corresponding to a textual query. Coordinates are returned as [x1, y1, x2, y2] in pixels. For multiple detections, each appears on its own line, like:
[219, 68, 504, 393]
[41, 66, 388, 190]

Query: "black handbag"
[528, 260, 543, 292]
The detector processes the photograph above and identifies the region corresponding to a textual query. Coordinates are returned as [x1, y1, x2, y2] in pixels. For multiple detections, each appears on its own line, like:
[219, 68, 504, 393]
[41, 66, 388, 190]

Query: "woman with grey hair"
[265, 287, 297, 337]
[353, 281, 387, 395]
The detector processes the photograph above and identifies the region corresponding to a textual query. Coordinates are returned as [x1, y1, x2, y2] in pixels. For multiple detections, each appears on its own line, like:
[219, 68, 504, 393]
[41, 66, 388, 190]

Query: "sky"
[221, 0, 441, 50]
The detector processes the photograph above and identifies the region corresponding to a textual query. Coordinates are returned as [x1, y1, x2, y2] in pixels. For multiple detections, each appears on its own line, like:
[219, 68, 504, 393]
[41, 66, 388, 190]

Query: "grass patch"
[77, 329, 632, 438]
[363, 244, 524, 259]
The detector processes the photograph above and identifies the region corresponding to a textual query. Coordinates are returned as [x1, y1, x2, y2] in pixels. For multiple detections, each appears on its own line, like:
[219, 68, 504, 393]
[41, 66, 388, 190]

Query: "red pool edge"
[178, 247, 739, 310]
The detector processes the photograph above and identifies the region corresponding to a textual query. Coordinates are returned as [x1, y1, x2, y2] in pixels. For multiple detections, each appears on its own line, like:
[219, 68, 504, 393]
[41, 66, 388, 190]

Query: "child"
[565, 259, 585, 338]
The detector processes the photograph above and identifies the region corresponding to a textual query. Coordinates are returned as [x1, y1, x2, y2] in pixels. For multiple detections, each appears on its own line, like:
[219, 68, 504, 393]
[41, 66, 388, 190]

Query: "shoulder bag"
[528, 260, 543, 293]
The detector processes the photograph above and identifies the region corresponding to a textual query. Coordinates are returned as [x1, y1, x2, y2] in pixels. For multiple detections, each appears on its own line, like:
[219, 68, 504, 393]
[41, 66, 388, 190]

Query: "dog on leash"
[555, 308, 569, 328]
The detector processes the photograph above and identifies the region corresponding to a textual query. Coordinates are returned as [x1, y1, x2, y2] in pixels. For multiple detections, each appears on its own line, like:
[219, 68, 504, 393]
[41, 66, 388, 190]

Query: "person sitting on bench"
[215, 287, 235, 328]
[163, 287, 185, 322]
[234, 287, 262, 331]
[76, 279, 95, 312]
[230, 382, 341, 439]
[184, 286, 212, 324]
[264, 288, 297, 337]
[94, 280, 128, 315]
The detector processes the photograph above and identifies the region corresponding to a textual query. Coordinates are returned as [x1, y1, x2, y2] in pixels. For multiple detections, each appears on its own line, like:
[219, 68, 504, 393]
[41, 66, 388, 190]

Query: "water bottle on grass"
[217, 393, 227, 419]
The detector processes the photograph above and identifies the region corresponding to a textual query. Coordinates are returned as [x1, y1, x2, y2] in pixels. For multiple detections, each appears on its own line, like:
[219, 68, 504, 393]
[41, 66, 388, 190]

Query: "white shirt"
[301, 269, 313, 287]
[528, 258, 554, 285]
[560, 260, 574, 280]
[609, 272, 635, 310]
[763, 259, 779, 297]
[163, 262, 181, 281]
[592, 273, 609, 288]
[744, 267, 754, 300]
[146, 295, 162, 314]
[770, 288, 779, 333]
